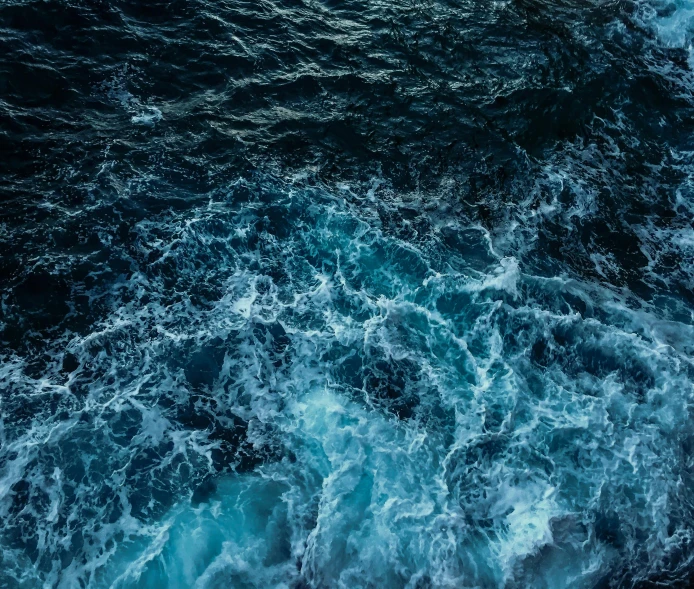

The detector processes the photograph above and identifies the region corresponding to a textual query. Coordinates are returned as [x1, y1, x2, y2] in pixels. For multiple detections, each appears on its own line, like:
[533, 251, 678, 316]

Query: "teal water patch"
[2, 177, 692, 588]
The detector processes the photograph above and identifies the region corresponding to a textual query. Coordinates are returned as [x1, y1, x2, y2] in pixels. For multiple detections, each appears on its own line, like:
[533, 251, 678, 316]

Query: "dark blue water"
[1, 0, 694, 587]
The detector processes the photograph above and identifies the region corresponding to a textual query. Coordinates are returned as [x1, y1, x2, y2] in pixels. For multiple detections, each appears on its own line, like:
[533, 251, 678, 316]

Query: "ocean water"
[1, 0, 694, 587]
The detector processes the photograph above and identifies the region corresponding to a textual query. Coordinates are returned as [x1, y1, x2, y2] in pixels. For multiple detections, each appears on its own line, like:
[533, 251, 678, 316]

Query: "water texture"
[1, 0, 694, 587]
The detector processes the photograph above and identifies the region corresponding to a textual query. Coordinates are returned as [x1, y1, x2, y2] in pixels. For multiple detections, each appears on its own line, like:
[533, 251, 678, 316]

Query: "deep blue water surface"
[1, 0, 694, 587]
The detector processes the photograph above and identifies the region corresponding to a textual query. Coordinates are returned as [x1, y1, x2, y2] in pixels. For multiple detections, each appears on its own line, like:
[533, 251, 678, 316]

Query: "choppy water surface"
[1, 0, 694, 587]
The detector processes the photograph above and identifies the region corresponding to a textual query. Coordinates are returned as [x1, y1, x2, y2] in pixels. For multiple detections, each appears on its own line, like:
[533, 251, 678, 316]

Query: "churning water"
[1, 0, 694, 587]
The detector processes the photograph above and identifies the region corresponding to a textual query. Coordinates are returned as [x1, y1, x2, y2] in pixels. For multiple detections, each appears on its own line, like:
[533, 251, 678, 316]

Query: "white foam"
[131, 106, 163, 126]
[638, 0, 694, 65]
[3, 176, 694, 588]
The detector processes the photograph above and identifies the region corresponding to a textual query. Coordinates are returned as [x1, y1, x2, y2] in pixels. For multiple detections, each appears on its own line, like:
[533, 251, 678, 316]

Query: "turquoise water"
[2, 177, 693, 587]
